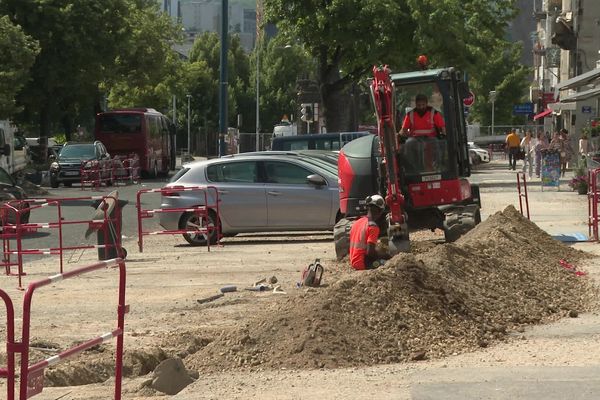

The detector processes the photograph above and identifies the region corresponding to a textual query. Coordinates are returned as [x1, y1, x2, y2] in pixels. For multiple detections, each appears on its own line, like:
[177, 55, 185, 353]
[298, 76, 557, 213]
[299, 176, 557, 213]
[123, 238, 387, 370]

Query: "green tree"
[264, 0, 416, 131]
[0, 0, 133, 139]
[252, 37, 313, 132]
[0, 16, 39, 119]
[186, 32, 252, 154]
[107, 1, 184, 113]
[264, 0, 528, 131]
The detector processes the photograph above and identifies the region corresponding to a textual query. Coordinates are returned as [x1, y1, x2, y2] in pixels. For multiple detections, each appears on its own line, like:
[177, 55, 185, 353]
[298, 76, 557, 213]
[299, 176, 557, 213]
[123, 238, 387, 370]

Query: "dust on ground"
[1, 205, 598, 398]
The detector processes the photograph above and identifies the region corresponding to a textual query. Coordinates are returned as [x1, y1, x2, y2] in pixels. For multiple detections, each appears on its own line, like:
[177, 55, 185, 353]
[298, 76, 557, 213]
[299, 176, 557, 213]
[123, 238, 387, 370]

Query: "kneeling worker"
[349, 194, 389, 270]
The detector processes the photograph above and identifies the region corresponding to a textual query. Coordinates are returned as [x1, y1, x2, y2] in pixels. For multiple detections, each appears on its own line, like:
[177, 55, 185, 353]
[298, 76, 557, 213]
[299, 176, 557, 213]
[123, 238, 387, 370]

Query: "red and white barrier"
[0, 195, 123, 289]
[0, 258, 128, 400]
[136, 186, 220, 252]
[112, 154, 140, 186]
[588, 168, 600, 241]
[80, 160, 113, 190]
[516, 172, 530, 220]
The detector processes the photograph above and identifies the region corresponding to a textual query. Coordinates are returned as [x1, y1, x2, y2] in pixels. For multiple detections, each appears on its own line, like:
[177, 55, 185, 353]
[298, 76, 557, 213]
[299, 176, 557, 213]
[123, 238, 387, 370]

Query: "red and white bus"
[94, 108, 175, 177]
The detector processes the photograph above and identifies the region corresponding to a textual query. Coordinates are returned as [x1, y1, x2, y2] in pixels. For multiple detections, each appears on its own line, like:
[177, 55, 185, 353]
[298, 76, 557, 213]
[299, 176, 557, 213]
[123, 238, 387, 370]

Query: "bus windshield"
[98, 114, 142, 134]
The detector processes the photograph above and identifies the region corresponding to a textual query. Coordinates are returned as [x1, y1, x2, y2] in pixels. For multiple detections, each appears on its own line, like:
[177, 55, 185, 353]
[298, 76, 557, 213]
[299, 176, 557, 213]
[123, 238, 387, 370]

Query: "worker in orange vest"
[399, 94, 446, 138]
[505, 129, 521, 170]
[399, 94, 446, 172]
[349, 194, 389, 270]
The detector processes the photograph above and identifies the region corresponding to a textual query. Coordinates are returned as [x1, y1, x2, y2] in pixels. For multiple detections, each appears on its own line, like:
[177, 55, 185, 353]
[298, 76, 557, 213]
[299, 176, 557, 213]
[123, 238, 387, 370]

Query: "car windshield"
[60, 144, 96, 159]
[98, 114, 142, 134]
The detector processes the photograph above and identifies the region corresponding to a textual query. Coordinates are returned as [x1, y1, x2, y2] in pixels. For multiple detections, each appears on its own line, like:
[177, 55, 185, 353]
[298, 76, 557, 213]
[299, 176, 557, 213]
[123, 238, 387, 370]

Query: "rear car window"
[207, 161, 257, 183]
[170, 167, 190, 183]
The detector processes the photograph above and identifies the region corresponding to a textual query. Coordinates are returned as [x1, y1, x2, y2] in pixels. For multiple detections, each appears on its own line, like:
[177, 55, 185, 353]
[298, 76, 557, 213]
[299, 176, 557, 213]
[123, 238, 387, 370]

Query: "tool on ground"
[220, 285, 237, 293]
[301, 258, 324, 287]
[196, 293, 224, 304]
[244, 284, 270, 292]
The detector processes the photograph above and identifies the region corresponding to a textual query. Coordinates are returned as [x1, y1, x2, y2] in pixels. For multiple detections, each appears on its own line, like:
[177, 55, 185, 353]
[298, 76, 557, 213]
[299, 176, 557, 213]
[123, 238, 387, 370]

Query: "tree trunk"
[322, 82, 352, 132]
[39, 105, 51, 162]
[62, 115, 73, 142]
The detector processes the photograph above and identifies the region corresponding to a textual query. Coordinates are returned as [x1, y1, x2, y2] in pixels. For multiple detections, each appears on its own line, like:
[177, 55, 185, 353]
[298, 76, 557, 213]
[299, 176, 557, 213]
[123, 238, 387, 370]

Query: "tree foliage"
[264, 0, 529, 130]
[0, 16, 39, 119]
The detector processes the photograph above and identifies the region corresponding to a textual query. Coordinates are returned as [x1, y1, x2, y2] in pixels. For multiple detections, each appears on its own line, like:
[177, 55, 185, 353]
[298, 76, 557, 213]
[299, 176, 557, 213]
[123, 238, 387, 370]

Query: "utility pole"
[186, 94, 191, 155]
[489, 90, 497, 136]
[219, 0, 229, 156]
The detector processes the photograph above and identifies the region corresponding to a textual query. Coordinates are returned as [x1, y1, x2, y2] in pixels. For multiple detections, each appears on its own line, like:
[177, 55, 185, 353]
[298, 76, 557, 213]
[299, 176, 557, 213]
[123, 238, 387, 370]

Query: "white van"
[0, 120, 30, 176]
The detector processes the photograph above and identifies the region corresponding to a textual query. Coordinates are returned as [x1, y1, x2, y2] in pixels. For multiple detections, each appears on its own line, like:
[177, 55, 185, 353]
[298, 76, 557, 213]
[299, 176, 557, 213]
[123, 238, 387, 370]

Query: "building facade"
[532, 0, 600, 138]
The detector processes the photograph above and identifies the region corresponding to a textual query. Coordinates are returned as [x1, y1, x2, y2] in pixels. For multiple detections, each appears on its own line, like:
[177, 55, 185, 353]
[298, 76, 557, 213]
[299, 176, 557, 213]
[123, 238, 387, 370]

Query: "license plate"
[64, 171, 79, 176]
[422, 174, 441, 182]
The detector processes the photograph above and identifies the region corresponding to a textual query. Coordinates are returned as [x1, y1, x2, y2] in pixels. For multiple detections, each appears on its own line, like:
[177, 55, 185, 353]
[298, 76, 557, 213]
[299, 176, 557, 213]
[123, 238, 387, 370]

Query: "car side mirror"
[307, 174, 326, 186]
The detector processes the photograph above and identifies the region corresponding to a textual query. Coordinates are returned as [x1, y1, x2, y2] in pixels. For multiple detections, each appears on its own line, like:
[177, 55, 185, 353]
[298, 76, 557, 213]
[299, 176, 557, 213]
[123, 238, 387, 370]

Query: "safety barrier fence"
[0, 258, 127, 399]
[516, 172, 530, 220]
[487, 144, 507, 161]
[136, 186, 220, 252]
[112, 155, 140, 186]
[588, 168, 600, 241]
[80, 160, 113, 190]
[0, 195, 122, 289]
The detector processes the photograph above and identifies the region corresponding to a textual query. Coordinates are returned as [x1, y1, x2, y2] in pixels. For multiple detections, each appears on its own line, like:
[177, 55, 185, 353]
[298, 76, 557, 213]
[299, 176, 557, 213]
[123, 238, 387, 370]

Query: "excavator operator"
[399, 94, 446, 137]
[398, 94, 446, 173]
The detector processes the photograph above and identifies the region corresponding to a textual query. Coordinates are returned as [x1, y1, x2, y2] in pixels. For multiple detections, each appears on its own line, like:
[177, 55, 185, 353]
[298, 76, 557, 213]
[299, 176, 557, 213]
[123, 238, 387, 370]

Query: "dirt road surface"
[1, 160, 599, 400]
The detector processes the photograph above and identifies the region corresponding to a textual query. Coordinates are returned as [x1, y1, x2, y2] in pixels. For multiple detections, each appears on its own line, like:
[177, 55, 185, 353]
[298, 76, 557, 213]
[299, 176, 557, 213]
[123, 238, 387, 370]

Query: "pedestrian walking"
[520, 130, 534, 178]
[505, 129, 520, 170]
[534, 131, 548, 178]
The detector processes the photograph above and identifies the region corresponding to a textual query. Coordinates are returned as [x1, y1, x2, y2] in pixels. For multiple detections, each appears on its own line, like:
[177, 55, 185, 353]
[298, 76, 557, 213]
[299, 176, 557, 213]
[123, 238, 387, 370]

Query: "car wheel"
[50, 177, 59, 188]
[475, 155, 482, 164]
[179, 210, 218, 246]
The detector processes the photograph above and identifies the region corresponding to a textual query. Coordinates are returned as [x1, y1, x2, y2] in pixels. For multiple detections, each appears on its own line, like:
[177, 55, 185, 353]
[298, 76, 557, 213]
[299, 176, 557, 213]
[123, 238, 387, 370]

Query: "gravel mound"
[187, 205, 599, 371]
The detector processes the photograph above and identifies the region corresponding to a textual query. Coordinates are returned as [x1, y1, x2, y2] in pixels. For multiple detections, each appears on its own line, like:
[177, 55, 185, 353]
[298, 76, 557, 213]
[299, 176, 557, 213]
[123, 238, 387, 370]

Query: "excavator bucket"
[388, 235, 410, 255]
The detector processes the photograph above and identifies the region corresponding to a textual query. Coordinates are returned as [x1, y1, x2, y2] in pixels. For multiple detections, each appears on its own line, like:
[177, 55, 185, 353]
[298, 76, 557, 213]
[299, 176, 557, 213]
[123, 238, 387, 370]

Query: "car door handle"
[267, 191, 282, 196]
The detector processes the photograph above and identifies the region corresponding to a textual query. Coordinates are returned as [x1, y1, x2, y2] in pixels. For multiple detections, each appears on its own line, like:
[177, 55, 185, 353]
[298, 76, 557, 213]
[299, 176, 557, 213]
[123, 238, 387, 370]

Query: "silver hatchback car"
[159, 153, 340, 245]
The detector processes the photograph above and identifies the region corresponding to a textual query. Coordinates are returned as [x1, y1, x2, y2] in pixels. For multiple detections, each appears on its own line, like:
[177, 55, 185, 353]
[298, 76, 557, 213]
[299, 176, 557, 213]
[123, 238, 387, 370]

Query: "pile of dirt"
[186, 205, 599, 372]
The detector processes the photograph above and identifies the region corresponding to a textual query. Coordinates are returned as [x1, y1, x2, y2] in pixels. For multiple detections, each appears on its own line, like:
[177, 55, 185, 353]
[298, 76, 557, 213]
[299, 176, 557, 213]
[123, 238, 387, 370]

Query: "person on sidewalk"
[505, 130, 521, 170]
[534, 131, 548, 178]
[349, 195, 389, 270]
[550, 129, 573, 177]
[520, 130, 534, 178]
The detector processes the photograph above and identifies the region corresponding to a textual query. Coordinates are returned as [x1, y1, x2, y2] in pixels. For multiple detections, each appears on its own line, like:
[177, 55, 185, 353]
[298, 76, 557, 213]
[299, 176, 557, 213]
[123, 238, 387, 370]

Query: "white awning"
[548, 102, 576, 111]
[555, 67, 600, 92]
[560, 86, 600, 103]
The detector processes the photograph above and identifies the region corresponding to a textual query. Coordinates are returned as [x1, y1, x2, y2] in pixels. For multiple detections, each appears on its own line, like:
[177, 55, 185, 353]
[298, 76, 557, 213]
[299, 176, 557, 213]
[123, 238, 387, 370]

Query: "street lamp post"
[489, 90, 497, 136]
[186, 94, 191, 155]
[255, 44, 260, 151]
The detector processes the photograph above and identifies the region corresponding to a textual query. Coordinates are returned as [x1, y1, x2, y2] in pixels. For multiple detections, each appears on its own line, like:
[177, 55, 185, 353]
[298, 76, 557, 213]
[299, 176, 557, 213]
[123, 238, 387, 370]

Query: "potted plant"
[569, 165, 588, 194]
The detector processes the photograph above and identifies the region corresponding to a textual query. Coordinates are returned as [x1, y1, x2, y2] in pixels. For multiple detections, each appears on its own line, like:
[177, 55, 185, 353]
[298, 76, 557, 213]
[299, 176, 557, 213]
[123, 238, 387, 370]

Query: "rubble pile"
[186, 206, 599, 371]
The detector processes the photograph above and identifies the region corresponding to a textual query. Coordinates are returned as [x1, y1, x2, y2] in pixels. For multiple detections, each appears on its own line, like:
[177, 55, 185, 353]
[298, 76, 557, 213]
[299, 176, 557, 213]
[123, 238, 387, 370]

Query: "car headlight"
[50, 162, 60, 170]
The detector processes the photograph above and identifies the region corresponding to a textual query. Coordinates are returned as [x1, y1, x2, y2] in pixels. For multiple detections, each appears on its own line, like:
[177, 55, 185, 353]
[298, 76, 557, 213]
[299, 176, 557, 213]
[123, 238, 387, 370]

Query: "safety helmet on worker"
[365, 194, 385, 209]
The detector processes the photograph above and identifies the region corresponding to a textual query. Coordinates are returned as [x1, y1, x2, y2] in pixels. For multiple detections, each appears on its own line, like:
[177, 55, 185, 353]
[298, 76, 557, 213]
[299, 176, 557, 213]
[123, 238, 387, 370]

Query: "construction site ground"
[2, 158, 600, 400]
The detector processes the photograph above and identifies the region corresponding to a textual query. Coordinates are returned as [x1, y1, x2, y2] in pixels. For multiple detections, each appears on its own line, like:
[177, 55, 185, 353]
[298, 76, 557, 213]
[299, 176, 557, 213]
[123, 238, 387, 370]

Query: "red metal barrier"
[80, 160, 113, 190]
[588, 168, 600, 241]
[136, 186, 220, 252]
[516, 172, 530, 220]
[0, 195, 122, 289]
[0, 258, 127, 399]
[112, 155, 140, 186]
[0, 289, 16, 399]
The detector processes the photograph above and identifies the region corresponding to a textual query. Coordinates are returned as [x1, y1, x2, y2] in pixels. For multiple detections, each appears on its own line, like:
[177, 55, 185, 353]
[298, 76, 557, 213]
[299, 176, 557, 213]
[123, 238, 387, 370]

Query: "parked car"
[0, 165, 30, 224]
[49, 141, 112, 188]
[468, 142, 490, 165]
[160, 153, 341, 245]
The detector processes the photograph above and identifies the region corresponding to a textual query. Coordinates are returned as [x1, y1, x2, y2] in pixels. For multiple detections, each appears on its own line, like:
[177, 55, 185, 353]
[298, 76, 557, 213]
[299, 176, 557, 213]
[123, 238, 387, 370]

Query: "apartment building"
[532, 0, 600, 137]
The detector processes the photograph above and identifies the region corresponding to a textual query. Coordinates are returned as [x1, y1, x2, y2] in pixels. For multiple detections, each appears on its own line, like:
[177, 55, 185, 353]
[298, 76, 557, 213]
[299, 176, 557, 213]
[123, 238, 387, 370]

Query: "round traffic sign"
[463, 91, 475, 107]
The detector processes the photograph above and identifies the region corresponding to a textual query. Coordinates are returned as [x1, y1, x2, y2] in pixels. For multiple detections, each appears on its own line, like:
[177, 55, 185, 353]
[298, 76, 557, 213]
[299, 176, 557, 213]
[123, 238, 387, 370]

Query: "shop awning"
[559, 86, 600, 103]
[533, 108, 552, 120]
[555, 67, 600, 93]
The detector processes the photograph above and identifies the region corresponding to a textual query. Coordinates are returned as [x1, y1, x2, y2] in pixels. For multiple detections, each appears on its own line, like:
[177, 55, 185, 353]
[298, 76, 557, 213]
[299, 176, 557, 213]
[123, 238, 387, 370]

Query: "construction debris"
[186, 206, 599, 372]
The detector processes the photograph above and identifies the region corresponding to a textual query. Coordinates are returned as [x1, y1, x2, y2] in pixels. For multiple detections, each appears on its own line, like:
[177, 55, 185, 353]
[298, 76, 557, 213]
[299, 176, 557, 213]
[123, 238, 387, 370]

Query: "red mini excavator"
[335, 65, 481, 257]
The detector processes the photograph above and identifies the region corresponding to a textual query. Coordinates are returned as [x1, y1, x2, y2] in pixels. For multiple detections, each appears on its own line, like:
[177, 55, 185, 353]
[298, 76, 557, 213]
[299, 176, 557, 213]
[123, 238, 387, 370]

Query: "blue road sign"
[513, 103, 534, 115]
[582, 106, 593, 113]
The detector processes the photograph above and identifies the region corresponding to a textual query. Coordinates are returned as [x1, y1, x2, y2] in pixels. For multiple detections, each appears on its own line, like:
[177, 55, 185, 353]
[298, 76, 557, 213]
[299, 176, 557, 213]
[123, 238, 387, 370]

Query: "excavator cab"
[336, 67, 480, 258]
